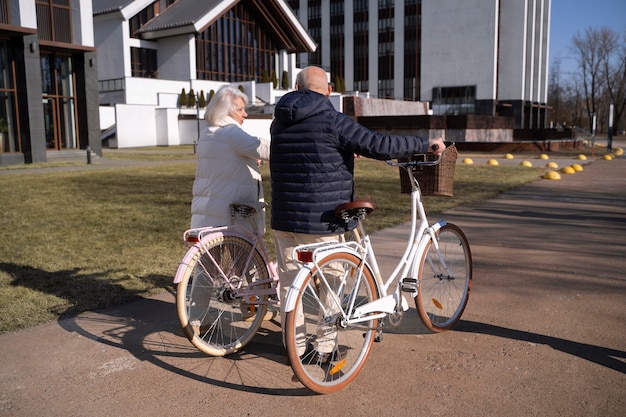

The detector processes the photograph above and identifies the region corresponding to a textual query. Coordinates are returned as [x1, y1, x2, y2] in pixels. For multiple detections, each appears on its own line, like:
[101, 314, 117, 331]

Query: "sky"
[549, 0, 626, 73]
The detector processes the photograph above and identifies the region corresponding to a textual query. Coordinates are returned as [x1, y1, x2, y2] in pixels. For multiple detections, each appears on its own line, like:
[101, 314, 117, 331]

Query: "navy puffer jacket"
[270, 90, 430, 235]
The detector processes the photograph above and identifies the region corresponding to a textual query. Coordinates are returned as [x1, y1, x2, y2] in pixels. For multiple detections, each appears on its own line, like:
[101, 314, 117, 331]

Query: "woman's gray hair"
[204, 86, 249, 125]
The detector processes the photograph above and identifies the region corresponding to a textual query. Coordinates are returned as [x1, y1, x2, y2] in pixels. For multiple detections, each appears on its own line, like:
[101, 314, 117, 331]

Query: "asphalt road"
[1, 147, 625, 417]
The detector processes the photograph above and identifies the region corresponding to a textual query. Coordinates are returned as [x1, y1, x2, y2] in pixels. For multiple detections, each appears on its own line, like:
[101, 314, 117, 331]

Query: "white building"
[92, 0, 317, 148]
[288, 0, 550, 129]
[93, 0, 551, 149]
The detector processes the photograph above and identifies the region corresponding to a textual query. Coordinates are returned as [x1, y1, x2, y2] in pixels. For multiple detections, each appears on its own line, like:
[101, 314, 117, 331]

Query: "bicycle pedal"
[400, 277, 418, 292]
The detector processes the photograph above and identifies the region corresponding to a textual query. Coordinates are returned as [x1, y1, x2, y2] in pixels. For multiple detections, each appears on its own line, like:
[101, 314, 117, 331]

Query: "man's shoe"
[302, 344, 348, 364]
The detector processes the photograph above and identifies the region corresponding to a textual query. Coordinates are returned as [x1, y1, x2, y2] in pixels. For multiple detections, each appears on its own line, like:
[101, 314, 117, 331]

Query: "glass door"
[41, 53, 78, 150]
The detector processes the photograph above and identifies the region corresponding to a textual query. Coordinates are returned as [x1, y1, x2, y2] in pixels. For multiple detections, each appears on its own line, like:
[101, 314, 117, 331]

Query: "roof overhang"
[138, 0, 316, 53]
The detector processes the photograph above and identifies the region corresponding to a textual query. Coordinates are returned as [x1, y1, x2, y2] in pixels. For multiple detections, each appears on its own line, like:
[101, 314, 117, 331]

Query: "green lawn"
[0, 155, 543, 333]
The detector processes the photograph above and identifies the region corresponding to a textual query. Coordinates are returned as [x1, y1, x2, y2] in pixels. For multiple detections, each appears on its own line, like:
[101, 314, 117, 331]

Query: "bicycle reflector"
[296, 250, 314, 263]
[186, 234, 200, 243]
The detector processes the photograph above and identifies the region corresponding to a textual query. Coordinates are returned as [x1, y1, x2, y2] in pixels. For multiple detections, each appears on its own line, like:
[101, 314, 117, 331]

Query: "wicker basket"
[399, 144, 458, 196]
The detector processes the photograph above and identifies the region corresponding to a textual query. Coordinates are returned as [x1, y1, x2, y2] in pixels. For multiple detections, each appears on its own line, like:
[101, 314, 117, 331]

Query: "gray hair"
[204, 86, 249, 125]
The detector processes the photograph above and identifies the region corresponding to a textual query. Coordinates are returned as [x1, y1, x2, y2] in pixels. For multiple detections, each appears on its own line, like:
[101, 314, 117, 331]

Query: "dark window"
[307, 0, 322, 66]
[432, 86, 476, 115]
[196, 3, 278, 82]
[129, 1, 159, 38]
[41, 53, 79, 150]
[377, 1, 394, 98]
[131, 47, 158, 78]
[329, 0, 344, 85]
[0, 0, 10, 24]
[353, 0, 369, 92]
[404, 0, 420, 100]
[35, 0, 72, 43]
[0, 39, 19, 153]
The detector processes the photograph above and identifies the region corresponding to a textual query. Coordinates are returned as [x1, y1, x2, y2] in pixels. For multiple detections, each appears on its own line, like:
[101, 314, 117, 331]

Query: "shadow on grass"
[2, 262, 171, 318]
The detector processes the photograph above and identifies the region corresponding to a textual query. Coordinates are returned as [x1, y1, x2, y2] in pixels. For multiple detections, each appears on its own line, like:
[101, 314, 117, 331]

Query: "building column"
[368, 0, 378, 98]
[18, 34, 46, 163]
[299, 0, 309, 67]
[79, 51, 102, 156]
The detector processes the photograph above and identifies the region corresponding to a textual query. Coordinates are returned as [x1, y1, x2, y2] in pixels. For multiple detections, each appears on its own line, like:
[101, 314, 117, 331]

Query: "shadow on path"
[456, 319, 626, 374]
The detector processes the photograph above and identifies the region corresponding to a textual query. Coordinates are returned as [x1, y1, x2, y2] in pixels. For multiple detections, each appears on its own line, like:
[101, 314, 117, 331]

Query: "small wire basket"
[399, 144, 458, 196]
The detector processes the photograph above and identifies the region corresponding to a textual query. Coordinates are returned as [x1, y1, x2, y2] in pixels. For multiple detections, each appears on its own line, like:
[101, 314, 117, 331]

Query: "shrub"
[261, 70, 270, 83]
[188, 88, 196, 107]
[179, 88, 188, 107]
[281, 70, 289, 90]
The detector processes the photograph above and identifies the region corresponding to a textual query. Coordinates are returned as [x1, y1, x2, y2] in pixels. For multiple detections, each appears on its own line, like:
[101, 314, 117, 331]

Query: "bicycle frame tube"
[379, 183, 430, 295]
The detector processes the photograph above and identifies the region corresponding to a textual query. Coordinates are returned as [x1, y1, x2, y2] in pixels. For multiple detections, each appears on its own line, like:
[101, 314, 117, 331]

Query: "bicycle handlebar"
[385, 150, 443, 169]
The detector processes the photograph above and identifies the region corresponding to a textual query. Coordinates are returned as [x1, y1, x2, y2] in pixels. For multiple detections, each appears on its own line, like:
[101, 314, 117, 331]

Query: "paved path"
[1, 147, 625, 417]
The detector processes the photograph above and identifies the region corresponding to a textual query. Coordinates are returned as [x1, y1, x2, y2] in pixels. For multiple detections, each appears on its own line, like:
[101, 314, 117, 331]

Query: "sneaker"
[301, 344, 348, 364]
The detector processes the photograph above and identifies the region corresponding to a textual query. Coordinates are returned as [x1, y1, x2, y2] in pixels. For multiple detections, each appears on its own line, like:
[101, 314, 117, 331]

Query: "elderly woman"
[191, 86, 270, 233]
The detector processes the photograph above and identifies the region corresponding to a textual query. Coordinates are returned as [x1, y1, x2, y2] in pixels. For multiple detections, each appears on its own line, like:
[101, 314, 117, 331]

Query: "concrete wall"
[498, 0, 527, 101]
[359, 114, 515, 144]
[157, 35, 194, 81]
[94, 15, 127, 80]
[420, 0, 498, 102]
[344, 96, 429, 118]
[115, 104, 157, 148]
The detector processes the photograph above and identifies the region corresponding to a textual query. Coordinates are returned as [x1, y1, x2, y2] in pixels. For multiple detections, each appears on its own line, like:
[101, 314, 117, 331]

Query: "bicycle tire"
[175, 234, 270, 356]
[415, 223, 472, 332]
[285, 252, 378, 394]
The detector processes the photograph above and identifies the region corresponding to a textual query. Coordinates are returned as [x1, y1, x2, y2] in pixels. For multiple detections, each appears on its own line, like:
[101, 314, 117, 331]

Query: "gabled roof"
[92, 0, 152, 17]
[135, 0, 316, 53]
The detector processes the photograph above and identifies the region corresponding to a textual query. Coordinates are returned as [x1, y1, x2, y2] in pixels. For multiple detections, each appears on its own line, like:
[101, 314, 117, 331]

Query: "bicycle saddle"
[334, 200, 375, 222]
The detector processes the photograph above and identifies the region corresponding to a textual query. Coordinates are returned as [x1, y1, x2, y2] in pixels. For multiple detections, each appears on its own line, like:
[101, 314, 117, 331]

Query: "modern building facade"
[0, 0, 100, 165]
[92, 0, 316, 148]
[287, 0, 551, 129]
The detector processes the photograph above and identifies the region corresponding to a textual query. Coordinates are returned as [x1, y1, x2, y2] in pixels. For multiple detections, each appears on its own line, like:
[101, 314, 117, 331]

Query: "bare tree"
[602, 29, 626, 133]
[571, 27, 610, 133]
[548, 58, 563, 126]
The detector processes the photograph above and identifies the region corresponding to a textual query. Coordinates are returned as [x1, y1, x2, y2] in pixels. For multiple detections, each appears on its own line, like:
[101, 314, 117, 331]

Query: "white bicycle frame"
[284, 159, 448, 327]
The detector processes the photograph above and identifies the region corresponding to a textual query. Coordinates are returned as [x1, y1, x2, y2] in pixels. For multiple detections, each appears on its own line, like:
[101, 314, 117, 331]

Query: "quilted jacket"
[270, 90, 429, 235]
[191, 117, 270, 233]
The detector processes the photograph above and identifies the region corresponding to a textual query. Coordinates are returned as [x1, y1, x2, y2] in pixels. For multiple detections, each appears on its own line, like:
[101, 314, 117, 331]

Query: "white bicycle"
[283, 148, 473, 393]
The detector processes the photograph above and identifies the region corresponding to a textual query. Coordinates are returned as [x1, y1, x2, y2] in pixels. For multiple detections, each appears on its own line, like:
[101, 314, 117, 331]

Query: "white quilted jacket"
[190, 117, 270, 233]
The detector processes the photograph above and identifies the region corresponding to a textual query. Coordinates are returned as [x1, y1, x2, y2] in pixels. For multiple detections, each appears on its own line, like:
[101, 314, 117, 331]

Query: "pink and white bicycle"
[173, 203, 279, 357]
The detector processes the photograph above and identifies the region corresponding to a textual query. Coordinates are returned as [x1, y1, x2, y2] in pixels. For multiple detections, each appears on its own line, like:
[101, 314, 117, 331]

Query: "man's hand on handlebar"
[428, 138, 446, 155]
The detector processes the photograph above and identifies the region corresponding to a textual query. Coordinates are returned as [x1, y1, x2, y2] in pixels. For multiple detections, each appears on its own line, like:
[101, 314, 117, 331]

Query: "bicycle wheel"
[415, 223, 472, 332]
[285, 252, 378, 394]
[175, 234, 270, 356]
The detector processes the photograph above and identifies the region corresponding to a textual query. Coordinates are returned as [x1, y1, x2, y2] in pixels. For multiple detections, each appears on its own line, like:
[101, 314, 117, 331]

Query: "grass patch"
[102, 146, 197, 161]
[0, 157, 542, 333]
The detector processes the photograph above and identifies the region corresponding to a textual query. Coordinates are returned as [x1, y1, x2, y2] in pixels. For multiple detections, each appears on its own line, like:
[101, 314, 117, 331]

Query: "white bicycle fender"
[283, 264, 313, 312]
[284, 245, 364, 313]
